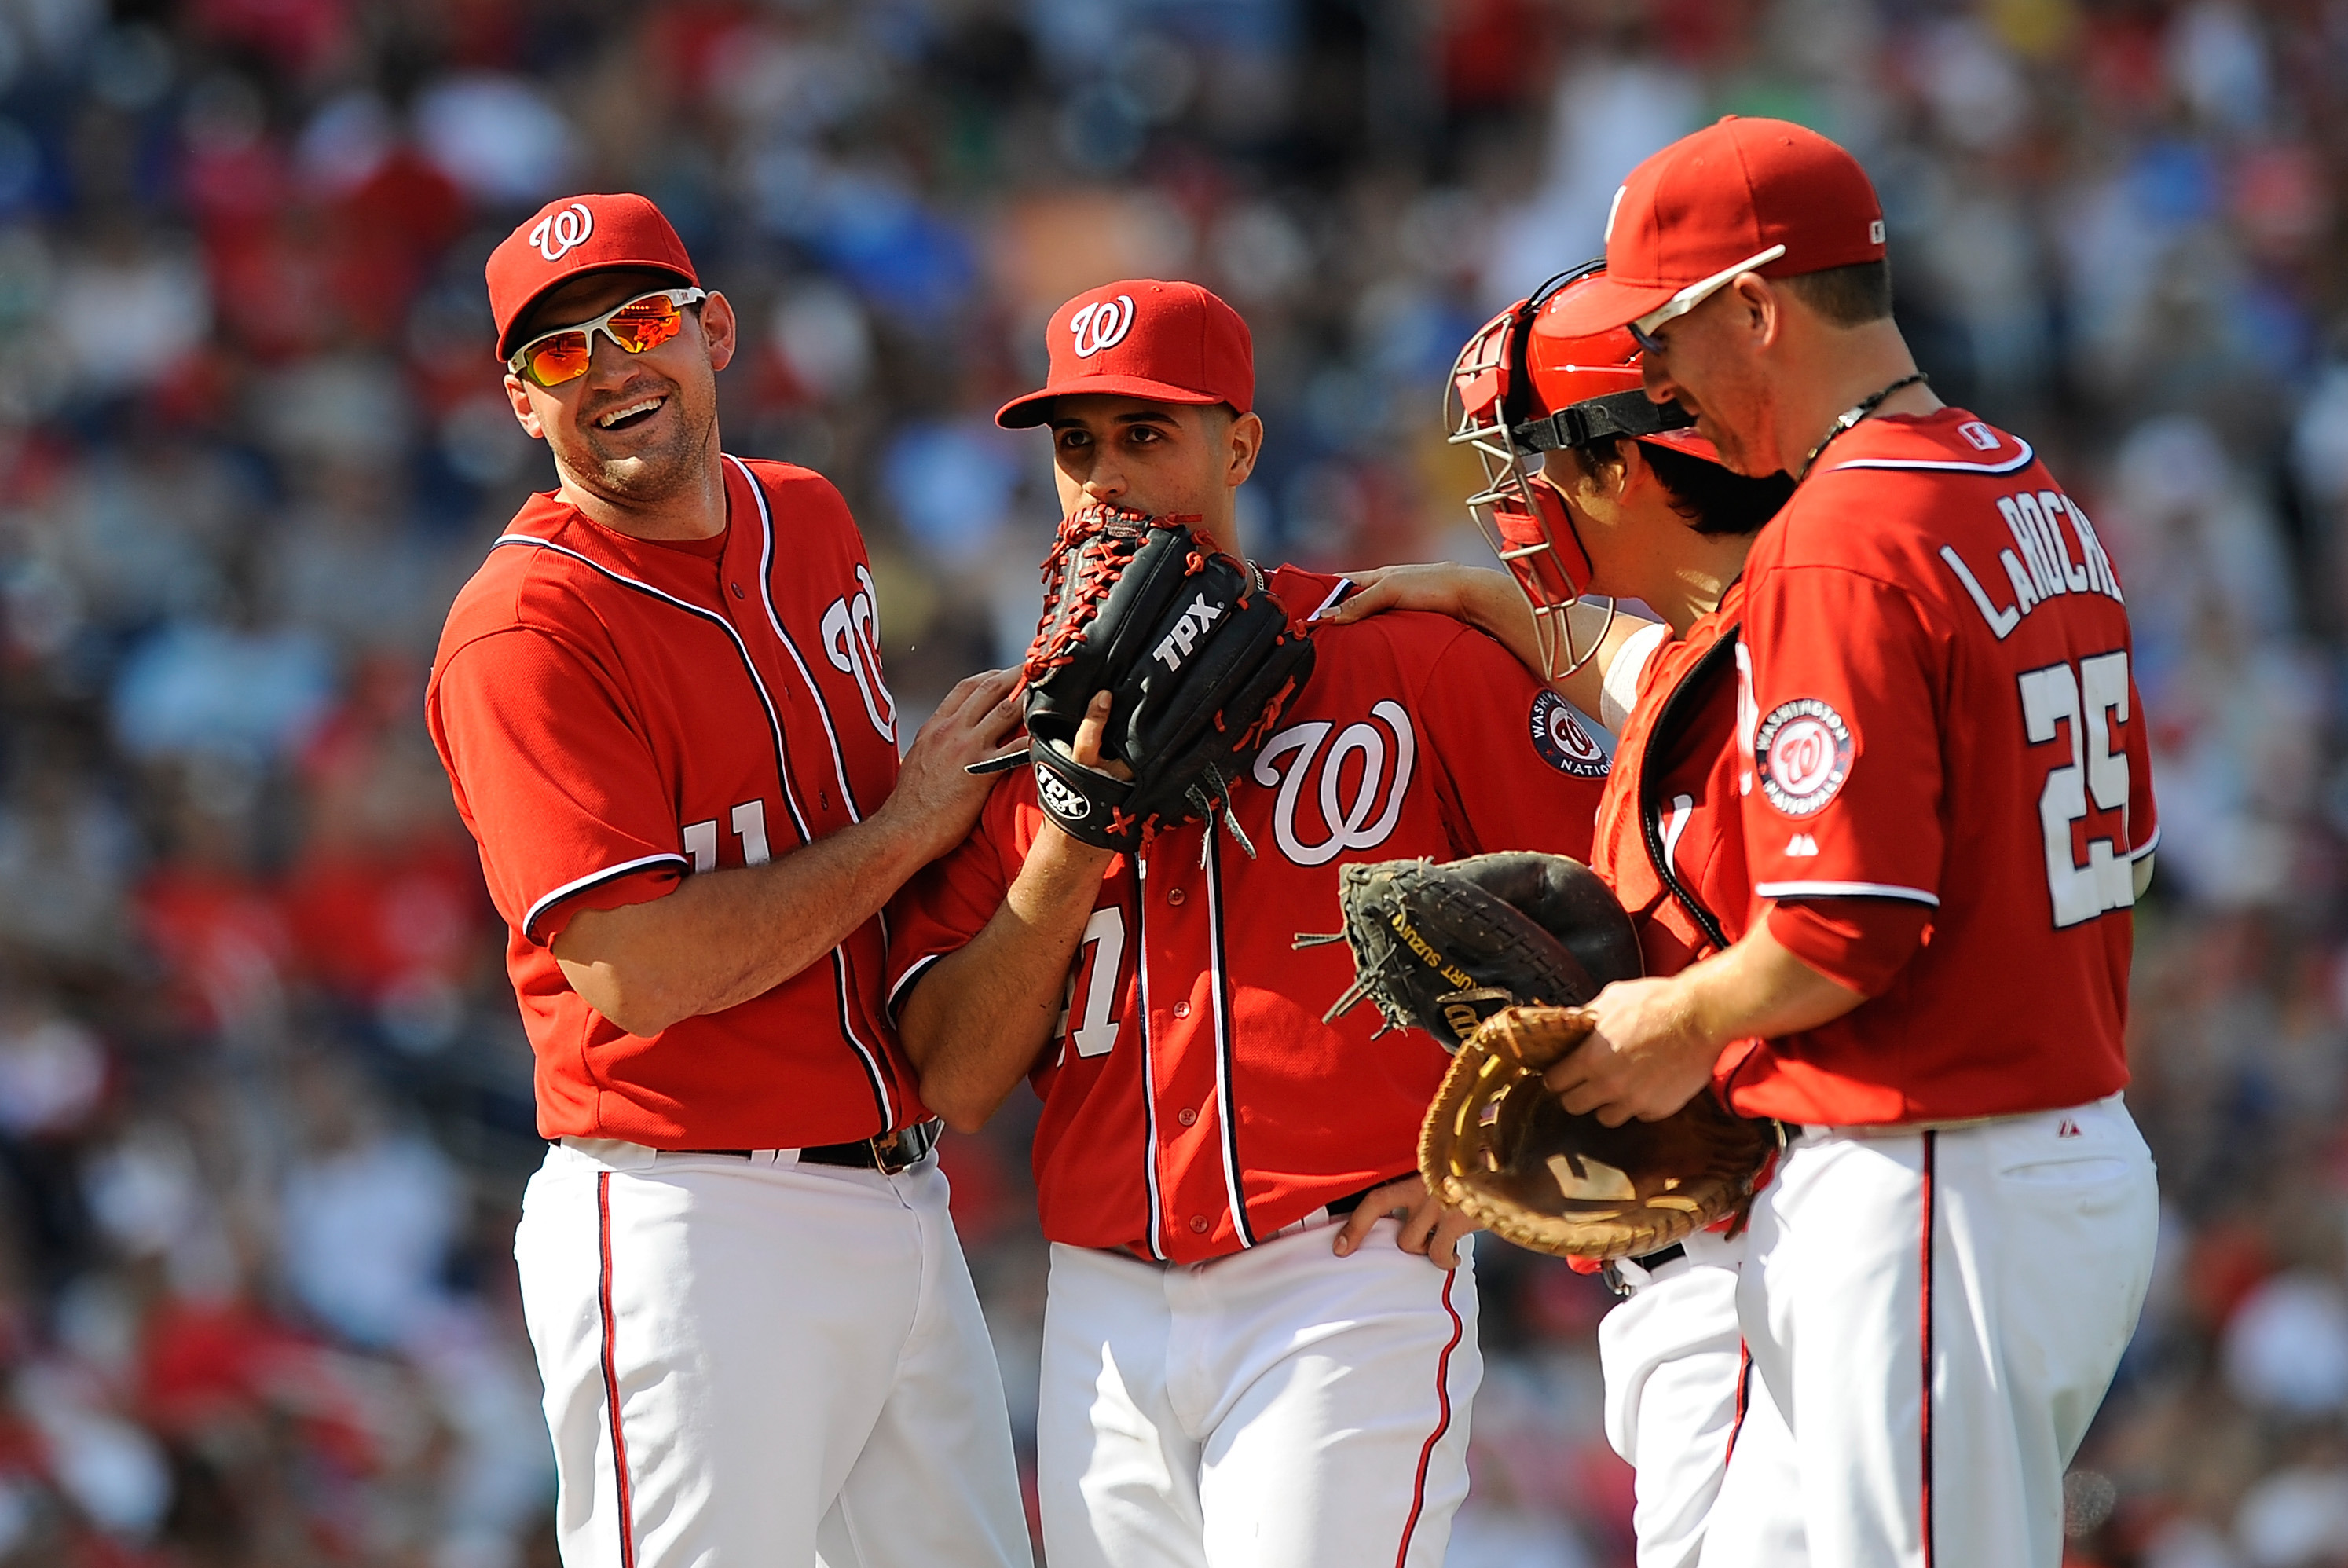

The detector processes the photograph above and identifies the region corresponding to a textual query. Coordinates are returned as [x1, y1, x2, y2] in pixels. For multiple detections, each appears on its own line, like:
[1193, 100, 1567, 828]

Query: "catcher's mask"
[1445, 261, 1703, 679]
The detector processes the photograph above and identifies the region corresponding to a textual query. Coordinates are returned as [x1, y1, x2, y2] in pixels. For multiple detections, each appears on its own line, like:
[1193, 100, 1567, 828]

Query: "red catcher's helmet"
[1446, 261, 1712, 678]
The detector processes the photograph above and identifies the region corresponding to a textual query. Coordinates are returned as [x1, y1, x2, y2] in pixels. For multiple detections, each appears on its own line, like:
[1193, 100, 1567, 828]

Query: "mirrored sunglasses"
[507, 288, 709, 388]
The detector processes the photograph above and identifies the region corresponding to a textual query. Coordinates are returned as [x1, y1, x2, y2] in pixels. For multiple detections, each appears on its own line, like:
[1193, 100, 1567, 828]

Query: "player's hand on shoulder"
[1332, 1175, 1482, 1270]
[1543, 976, 1717, 1127]
[1324, 562, 1510, 627]
[889, 668, 1024, 857]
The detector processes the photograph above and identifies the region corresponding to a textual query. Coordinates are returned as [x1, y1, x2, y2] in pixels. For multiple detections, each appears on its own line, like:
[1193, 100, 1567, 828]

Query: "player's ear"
[504, 374, 547, 441]
[1610, 438, 1649, 502]
[1223, 409, 1263, 489]
[1734, 273, 1781, 351]
[699, 289, 738, 373]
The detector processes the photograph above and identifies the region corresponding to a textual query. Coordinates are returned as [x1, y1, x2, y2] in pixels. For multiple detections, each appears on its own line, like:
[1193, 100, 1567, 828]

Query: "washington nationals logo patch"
[1529, 691, 1609, 779]
[1754, 698, 1853, 817]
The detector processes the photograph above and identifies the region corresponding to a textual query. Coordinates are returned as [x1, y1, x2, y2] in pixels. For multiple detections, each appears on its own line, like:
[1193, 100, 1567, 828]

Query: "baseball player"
[885, 279, 1613, 1568]
[1532, 119, 2163, 1566]
[1331, 262, 1805, 1567]
[424, 193, 1032, 1567]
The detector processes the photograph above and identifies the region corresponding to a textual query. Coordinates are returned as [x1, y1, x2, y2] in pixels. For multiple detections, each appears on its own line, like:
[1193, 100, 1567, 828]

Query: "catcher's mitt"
[1018, 504, 1315, 855]
[1423, 1007, 1775, 1260]
[1314, 852, 1643, 1049]
[1303, 851, 1772, 1260]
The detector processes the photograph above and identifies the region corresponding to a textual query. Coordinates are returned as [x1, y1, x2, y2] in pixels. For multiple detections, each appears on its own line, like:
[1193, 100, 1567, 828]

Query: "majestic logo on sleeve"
[1251, 700, 1416, 866]
[1753, 698, 1853, 817]
[1529, 691, 1608, 778]
[529, 203, 594, 262]
[1069, 295, 1136, 358]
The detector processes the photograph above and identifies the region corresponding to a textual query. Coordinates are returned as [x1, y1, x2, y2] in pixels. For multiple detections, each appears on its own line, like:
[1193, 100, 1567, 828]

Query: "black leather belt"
[683, 1119, 941, 1175]
[1602, 1240, 1687, 1297]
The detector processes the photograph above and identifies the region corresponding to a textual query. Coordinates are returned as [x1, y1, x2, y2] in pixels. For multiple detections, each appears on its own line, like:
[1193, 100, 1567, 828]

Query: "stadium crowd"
[0, 0, 2338, 1562]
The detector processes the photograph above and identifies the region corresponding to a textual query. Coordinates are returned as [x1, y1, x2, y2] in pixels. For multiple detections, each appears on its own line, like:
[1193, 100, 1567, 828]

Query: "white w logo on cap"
[1069, 295, 1135, 358]
[529, 203, 594, 262]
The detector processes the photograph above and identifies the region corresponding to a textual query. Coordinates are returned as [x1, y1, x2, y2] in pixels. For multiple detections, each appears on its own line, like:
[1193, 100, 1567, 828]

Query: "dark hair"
[1566, 436, 1793, 537]
[1779, 259, 1893, 327]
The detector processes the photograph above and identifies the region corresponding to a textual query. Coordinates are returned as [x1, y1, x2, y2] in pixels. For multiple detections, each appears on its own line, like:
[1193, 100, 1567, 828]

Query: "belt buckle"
[868, 1119, 934, 1175]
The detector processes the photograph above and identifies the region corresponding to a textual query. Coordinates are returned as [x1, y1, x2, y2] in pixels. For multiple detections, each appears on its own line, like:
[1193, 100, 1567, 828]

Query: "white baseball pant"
[1598, 1227, 1803, 1568]
[1036, 1217, 1480, 1568]
[514, 1139, 1033, 1568]
[1709, 1094, 2159, 1567]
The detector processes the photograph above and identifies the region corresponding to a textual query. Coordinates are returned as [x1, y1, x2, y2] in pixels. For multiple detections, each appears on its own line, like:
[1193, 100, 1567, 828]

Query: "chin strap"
[1798, 372, 1929, 479]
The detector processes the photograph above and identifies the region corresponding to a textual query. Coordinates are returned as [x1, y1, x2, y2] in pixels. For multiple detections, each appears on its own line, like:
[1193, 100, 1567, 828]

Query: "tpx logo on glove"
[1152, 592, 1225, 672]
[1035, 762, 1091, 822]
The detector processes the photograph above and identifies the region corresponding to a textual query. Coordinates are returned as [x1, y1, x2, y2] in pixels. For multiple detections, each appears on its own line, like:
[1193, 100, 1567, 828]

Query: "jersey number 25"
[2017, 650, 2136, 929]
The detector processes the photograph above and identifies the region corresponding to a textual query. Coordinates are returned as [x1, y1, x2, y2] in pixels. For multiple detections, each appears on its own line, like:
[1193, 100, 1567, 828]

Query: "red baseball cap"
[1543, 117, 1885, 339]
[486, 193, 699, 361]
[997, 280, 1253, 429]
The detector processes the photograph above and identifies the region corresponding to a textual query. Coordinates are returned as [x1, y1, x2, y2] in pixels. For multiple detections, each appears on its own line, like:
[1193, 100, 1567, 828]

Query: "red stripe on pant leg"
[598, 1171, 638, 1568]
[1919, 1132, 1937, 1568]
[1725, 1340, 1753, 1465]
[1394, 1268, 1466, 1568]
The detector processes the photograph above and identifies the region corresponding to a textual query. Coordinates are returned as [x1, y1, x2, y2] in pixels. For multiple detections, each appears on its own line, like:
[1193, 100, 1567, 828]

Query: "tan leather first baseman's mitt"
[1421, 1007, 1776, 1260]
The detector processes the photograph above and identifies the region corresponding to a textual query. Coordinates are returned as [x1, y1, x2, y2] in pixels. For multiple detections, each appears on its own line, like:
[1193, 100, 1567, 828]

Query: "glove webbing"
[1022, 511, 1210, 685]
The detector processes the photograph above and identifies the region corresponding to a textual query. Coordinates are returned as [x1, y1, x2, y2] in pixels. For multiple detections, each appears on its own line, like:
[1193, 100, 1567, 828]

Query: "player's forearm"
[1436, 571, 1625, 716]
[555, 810, 939, 1036]
[1678, 921, 1869, 1050]
[903, 831, 1116, 1132]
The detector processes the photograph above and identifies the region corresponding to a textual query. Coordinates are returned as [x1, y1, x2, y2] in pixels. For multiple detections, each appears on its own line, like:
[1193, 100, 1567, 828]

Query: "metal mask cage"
[1444, 264, 1614, 682]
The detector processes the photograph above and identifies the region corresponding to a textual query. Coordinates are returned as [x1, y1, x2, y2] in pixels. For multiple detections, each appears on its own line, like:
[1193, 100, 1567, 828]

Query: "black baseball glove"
[1313, 852, 1643, 1049]
[1016, 504, 1315, 855]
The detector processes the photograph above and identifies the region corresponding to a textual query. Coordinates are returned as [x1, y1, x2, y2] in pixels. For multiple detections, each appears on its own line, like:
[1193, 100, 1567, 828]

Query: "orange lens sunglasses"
[507, 288, 709, 388]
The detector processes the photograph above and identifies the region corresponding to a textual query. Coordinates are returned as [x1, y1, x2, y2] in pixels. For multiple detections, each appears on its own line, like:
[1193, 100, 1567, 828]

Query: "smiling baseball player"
[425, 194, 1031, 1568]
[1332, 262, 1802, 1567]
[1531, 119, 2163, 1566]
[885, 279, 1613, 1568]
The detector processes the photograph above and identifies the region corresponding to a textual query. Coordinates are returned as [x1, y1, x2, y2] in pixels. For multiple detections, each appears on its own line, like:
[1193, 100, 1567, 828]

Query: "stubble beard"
[569, 387, 718, 505]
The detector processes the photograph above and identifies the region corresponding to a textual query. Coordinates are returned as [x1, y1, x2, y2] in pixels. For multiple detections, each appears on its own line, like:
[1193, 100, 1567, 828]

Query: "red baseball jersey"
[1727, 410, 2158, 1126]
[426, 455, 920, 1149]
[886, 571, 1610, 1263]
[1589, 584, 1753, 980]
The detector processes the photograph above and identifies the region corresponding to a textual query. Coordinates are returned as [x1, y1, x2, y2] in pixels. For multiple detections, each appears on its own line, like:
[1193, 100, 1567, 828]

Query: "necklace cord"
[1798, 371, 1930, 478]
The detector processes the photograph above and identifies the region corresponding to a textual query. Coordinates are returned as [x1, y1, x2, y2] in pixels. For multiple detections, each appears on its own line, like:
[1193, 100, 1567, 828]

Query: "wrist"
[870, 792, 952, 873]
[1034, 822, 1119, 880]
[1672, 968, 1734, 1059]
[1463, 569, 1520, 630]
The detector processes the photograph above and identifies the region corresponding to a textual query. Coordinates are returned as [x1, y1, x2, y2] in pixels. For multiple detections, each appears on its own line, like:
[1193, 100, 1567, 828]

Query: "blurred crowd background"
[0, 0, 2335, 1563]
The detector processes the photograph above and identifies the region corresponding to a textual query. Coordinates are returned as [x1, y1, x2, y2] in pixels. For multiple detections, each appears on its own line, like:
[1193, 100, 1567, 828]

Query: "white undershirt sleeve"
[1598, 621, 1672, 735]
